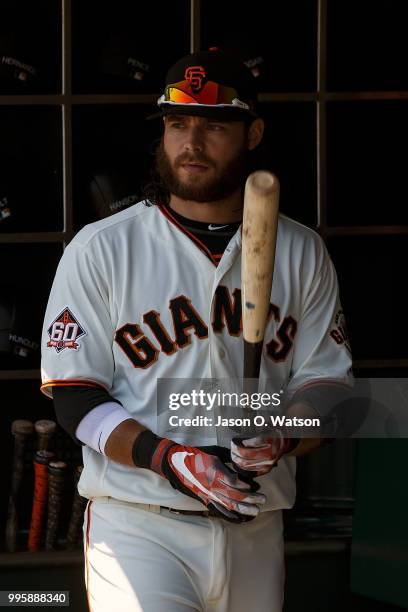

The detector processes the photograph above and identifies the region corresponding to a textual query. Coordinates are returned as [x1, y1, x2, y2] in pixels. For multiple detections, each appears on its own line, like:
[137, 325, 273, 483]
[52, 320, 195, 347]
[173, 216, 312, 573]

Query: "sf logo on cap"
[185, 66, 206, 93]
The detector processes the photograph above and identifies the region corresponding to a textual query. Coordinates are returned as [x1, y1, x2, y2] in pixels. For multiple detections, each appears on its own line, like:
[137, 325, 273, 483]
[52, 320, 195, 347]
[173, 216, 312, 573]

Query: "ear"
[247, 118, 265, 151]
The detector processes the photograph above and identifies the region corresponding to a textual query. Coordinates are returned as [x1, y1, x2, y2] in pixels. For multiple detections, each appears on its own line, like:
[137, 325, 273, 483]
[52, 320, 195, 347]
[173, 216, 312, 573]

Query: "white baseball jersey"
[41, 200, 352, 512]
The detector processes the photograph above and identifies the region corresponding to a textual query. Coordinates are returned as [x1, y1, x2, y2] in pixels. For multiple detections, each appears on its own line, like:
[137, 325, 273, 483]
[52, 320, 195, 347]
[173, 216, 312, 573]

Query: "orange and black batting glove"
[132, 430, 266, 523]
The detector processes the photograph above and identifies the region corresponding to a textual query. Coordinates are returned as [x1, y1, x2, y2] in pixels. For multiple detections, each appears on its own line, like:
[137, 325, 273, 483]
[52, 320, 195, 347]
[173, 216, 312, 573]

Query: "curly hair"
[140, 155, 171, 206]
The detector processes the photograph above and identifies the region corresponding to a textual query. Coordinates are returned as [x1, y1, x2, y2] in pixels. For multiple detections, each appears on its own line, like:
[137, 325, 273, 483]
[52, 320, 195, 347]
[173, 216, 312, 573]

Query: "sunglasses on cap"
[157, 79, 251, 111]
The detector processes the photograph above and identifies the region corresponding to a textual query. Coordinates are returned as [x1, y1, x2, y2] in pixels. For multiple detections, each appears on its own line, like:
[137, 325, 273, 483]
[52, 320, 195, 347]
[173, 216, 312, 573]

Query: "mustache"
[176, 154, 213, 167]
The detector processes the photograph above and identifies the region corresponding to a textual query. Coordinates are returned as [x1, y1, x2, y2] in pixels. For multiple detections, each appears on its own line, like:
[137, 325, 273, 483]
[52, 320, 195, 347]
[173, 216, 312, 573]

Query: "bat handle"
[66, 466, 86, 550]
[6, 426, 33, 553]
[243, 341, 264, 381]
[28, 450, 55, 552]
[5, 499, 18, 553]
[37, 434, 52, 452]
[45, 461, 67, 550]
[10, 435, 28, 496]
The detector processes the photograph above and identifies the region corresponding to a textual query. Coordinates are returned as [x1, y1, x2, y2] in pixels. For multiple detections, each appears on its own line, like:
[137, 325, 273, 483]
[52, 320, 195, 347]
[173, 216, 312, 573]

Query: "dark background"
[0, 1, 407, 611]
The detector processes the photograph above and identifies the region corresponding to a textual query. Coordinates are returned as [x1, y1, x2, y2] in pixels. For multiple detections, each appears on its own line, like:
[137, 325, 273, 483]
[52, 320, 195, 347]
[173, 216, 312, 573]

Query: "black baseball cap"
[147, 48, 259, 122]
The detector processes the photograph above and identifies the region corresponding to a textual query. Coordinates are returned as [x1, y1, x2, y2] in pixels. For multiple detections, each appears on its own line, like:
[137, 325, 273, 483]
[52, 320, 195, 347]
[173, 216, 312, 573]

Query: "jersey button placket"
[207, 273, 217, 381]
[209, 239, 238, 379]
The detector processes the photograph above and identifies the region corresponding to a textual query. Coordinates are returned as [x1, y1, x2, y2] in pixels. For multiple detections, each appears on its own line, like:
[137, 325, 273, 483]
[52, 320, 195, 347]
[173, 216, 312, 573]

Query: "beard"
[155, 138, 249, 203]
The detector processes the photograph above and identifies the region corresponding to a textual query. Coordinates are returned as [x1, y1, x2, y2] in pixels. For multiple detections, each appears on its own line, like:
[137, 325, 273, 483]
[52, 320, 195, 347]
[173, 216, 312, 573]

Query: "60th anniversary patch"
[47, 307, 86, 353]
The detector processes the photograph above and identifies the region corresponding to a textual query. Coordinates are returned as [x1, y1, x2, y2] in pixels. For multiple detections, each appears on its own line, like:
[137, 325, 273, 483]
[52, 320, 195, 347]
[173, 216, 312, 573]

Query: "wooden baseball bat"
[27, 450, 55, 551]
[66, 465, 87, 550]
[34, 419, 57, 452]
[242, 171, 280, 427]
[45, 460, 68, 550]
[5, 420, 34, 552]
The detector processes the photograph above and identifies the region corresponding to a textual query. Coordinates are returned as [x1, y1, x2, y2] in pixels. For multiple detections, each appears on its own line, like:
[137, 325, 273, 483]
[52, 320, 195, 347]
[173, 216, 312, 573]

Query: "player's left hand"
[231, 432, 297, 477]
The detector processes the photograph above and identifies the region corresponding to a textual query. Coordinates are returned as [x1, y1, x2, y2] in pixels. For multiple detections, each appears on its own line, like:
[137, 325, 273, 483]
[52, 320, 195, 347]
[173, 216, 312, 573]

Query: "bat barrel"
[241, 171, 280, 435]
[12, 419, 34, 437]
[242, 171, 280, 348]
[34, 419, 57, 452]
[246, 170, 278, 194]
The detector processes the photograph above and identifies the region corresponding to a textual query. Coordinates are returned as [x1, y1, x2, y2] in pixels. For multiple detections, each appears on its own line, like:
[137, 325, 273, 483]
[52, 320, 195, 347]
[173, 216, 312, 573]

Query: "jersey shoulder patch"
[46, 307, 86, 353]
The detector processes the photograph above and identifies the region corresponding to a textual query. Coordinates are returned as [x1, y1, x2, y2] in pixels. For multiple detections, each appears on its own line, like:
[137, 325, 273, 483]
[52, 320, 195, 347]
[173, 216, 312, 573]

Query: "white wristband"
[75, 402, 133, 455]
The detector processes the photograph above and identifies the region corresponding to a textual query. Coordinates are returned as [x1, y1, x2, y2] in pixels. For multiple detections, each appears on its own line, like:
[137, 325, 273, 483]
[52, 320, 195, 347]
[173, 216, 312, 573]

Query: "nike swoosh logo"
[208, 224, 229, 231]
[170, 451, 218, 502]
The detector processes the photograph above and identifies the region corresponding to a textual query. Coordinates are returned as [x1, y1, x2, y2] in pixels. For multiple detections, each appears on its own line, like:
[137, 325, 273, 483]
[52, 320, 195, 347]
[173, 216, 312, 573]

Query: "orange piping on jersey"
[158, 205, 218, 266]
[40, 379, 108, 398]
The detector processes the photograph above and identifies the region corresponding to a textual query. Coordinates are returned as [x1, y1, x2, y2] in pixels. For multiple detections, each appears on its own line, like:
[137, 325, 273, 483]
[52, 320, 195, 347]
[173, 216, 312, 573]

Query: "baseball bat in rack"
[5, 419, 34, 552]
[241, 171, 280, 427]
[45, 460, 68, 550]
[34, 419, 57, 452]
[66, 465, 87, 550]
[27, 450, 55, 551]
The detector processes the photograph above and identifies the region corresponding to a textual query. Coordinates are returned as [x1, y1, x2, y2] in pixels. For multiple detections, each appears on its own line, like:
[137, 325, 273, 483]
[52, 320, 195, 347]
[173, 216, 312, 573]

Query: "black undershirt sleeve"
[52, 386, 122, 446]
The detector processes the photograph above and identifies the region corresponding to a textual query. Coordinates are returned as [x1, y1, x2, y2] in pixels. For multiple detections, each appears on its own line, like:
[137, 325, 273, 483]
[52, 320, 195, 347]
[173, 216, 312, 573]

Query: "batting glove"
[231, 432, 299, 477]
[132, 431, 266, 523]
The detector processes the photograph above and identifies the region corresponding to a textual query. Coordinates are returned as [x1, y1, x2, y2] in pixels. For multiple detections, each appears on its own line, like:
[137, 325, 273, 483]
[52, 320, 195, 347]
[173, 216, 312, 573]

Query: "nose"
[182, 125, 205, 153]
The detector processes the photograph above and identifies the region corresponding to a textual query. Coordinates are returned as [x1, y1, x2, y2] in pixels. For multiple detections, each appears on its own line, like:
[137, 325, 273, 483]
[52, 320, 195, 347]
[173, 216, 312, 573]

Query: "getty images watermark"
[155, 379, 326, 445]
[156, 377, 408, 445]
[167, 389, 321, 429]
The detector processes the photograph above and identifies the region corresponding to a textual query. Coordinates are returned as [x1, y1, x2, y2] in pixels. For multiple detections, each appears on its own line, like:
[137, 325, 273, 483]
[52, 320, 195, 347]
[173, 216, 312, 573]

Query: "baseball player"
[40, 49, 353, 611]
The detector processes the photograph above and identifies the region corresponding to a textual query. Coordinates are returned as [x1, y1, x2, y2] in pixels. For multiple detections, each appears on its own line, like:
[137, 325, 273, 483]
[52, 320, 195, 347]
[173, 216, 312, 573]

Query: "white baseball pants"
[83, 497, 285, 612]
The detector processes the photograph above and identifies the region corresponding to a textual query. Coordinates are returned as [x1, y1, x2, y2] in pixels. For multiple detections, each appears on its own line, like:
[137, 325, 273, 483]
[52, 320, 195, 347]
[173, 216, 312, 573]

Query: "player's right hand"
[132, 431, 266, 522]
[156, 441, 266, 522]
